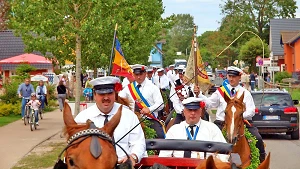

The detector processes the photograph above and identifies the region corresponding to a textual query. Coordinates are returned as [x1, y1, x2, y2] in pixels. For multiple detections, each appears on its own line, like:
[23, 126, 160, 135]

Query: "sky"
[162, 0, 300, 35]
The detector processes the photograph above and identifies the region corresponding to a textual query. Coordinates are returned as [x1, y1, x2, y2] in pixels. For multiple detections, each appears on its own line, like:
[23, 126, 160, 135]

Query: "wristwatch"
[131, 154, 138, 163]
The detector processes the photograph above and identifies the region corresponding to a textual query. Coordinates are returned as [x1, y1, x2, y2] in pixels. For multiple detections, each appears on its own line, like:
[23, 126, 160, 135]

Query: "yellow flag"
[184, 43, 212, 93]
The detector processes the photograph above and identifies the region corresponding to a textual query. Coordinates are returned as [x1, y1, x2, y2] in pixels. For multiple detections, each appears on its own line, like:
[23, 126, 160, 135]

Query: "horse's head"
[224, 91, 246, 144]
[56, 102, 122, 169]
[196, 155, 231, 169]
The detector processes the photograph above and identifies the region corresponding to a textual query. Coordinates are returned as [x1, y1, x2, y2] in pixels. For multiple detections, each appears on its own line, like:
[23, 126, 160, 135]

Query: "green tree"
[198, 31, 238, 69]
[220, 0, 298, 42]
[16, 64, 37, 79]
[239, 37, 270, 72]
[163, 14, 195, 67]
[9, 0, 166, 115]
[0, 0, 9, 30]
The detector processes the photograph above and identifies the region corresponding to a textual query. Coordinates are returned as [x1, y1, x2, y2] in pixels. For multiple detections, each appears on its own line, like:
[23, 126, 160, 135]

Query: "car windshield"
[252, 93, 293, 106]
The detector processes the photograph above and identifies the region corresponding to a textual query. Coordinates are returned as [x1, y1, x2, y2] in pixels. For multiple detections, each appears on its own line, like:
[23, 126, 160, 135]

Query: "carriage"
[135, 139, 233, 169]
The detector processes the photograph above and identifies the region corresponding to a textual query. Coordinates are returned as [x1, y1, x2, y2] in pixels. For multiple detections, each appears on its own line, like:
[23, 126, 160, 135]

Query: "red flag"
[111, 38, 134, 79]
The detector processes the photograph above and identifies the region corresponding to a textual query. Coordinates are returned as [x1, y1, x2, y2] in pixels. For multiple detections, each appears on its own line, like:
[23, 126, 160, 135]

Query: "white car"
[207, 71, 215, 82]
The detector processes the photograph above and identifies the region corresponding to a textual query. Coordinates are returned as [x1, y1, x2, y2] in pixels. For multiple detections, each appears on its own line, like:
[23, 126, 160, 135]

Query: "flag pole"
[193, 25, 198, 86]
[108, 23, 118, 75]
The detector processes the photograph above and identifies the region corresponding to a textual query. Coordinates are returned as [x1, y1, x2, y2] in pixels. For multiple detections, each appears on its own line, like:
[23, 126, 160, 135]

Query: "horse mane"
[116, 94, 132, 110]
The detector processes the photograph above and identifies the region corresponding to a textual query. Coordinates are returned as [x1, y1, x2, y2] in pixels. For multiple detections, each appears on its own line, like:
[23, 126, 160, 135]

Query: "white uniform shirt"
[169, 81, 191, 114]
[74, 103, 146, 162]
[198, 84, 255, 121]
[122, 77, 130, 89]
[167, 70, 176, 84]
[118, 79, 164, 117]
[153, 74, 169, 90]
[159, 120, 228, 162]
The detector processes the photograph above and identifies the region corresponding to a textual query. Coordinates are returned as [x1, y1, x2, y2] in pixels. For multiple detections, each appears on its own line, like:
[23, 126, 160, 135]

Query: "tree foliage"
[162, 14, 194, 67]
[0, 0, 9, 30]
[239, 37, 270, 71]
[9, 0, 167, 68]
[9, 0, 168, 114]
[220, 0, 298, 42]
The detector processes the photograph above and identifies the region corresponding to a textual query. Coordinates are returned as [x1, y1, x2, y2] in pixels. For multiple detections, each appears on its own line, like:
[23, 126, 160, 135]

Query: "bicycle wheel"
[39, 107, 43, 120]
[24, 106, 29, 125]
[30, 113, 35, 131]
[25, 107, 30, 125]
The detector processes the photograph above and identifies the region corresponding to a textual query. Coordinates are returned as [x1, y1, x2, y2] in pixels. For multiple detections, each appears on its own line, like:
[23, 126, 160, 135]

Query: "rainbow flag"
[111, 38, 134, 79]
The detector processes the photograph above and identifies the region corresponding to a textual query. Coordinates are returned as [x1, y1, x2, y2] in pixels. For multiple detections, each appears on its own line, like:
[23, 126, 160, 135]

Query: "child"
[27, 93, 41, 125]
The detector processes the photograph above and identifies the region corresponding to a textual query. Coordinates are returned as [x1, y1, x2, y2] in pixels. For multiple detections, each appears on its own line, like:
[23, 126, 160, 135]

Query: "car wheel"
[291, 128, 299, 140]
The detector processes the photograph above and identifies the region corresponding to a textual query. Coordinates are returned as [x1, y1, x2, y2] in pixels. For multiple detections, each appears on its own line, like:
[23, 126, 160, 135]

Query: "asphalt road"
[209, 111, 300, 169]
[264, 133, 300, 169]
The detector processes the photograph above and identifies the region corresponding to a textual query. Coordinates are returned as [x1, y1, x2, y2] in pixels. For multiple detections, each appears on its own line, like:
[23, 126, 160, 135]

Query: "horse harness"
[54, 122, 131, 169]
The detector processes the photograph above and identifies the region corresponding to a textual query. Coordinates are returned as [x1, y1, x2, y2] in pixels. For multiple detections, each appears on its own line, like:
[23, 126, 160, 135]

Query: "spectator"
[36, 80, 47, 110]
[57, 80, 67, 111]
[17, 78, 35, 119]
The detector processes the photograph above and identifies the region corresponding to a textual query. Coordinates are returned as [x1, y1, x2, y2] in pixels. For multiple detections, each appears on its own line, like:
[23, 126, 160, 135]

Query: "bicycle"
[29, 107, 38, 131]
[23, 97, 30, 126]
[38, 95, 45, 120]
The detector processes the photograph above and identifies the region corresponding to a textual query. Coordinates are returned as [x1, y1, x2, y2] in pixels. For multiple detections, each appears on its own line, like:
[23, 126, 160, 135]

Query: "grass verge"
[0, 114, 20, 127]
[12, 142, 66, 169]
[290, 89, 300, 101]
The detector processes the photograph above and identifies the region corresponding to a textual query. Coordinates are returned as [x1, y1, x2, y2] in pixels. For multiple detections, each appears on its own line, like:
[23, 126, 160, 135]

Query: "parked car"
[250, 88, 299, 140]
[215, 70, 227, 80]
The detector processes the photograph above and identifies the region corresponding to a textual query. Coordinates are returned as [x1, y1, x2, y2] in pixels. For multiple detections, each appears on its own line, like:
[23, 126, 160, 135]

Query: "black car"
[251, 89, 299, 140]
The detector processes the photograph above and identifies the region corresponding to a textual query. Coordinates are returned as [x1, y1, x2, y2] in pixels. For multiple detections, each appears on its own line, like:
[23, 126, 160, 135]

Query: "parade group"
[73, 64, 266, 167]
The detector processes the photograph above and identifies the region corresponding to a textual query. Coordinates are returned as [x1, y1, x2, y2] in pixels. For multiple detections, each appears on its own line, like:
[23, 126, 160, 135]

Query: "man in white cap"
[74, 76, 146, 165]
[159, 97, 228, 161]
[146, 67, 154, 83]
[167, 64, 176, 84]
[154, 68, 169, 90]
[119, 64, 165, 138]
[194, 66, 266, 162]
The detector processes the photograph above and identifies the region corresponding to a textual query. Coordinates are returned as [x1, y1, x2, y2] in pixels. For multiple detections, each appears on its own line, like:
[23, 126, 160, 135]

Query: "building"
[149, 39, 166, 68]
[269, 18, 300, 72]
[0, 30, 53, 80]
[280, 30, 300, 73]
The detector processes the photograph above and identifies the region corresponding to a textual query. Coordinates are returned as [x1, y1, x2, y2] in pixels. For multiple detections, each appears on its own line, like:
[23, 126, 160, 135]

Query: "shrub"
[275, 71, 292, 83]
[0, 78, 23, 104]
[0, 103, 21, 116]
[46, 83, 57, 100]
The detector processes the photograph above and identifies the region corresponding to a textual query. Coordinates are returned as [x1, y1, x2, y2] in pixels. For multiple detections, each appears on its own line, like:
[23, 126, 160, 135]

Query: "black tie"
[134, 84, 142, 112]
[183, 125, 196, 158]
[231, 88, 235, 96]
[103, 115, 109, 125]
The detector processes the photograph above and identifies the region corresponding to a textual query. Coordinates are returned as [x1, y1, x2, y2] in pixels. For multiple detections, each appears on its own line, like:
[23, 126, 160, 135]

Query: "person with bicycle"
[36, 80, 47, 111]
[27, 93, 41, 125]
[17, 78, 35, 120]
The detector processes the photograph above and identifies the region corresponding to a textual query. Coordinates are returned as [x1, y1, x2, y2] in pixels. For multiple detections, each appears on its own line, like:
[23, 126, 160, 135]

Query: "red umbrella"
[0, 53, 52, 64]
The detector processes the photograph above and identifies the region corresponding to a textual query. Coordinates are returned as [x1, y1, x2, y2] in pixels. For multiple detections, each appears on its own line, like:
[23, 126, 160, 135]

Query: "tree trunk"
[74, 4, 82, 116]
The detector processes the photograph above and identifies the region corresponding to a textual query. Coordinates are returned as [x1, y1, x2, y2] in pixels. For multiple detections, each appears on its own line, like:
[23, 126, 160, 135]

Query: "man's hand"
[194, 85, 200, 97]
[140, 107, 150, 115]
[117, 155, 136, 168]
[18, 94, 22, 98]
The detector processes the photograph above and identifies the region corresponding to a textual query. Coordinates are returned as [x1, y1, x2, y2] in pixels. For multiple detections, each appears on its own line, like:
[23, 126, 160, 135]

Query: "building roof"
[270, 18, 300, 56]
[280, 30, 300, 44]
[0, 30, 25, 60]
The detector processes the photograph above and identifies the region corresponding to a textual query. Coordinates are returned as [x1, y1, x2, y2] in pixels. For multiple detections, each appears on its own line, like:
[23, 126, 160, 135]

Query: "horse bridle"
[54, 122, 130, 169]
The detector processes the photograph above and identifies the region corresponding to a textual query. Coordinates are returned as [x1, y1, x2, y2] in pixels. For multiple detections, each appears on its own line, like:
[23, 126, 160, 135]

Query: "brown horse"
[57, 102, 122, 169]
[223, 91, 271, 169]
[196, 152, 270, 169]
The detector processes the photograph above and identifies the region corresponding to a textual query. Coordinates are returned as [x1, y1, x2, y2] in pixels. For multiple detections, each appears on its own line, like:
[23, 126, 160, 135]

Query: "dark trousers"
[149, 119, 165, 139]
[214, 120, 266, 162]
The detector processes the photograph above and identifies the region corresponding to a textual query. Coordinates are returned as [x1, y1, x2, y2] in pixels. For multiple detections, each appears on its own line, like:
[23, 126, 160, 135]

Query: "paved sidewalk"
[0, 109, 64, 169]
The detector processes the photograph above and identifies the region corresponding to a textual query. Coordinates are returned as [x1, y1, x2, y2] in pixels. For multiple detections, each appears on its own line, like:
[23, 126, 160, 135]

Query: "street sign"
[263, 58, 271, 65]
[267, 66, 280, 72]
[256, 56, 262, 62]
[258, 59, 263, 66]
